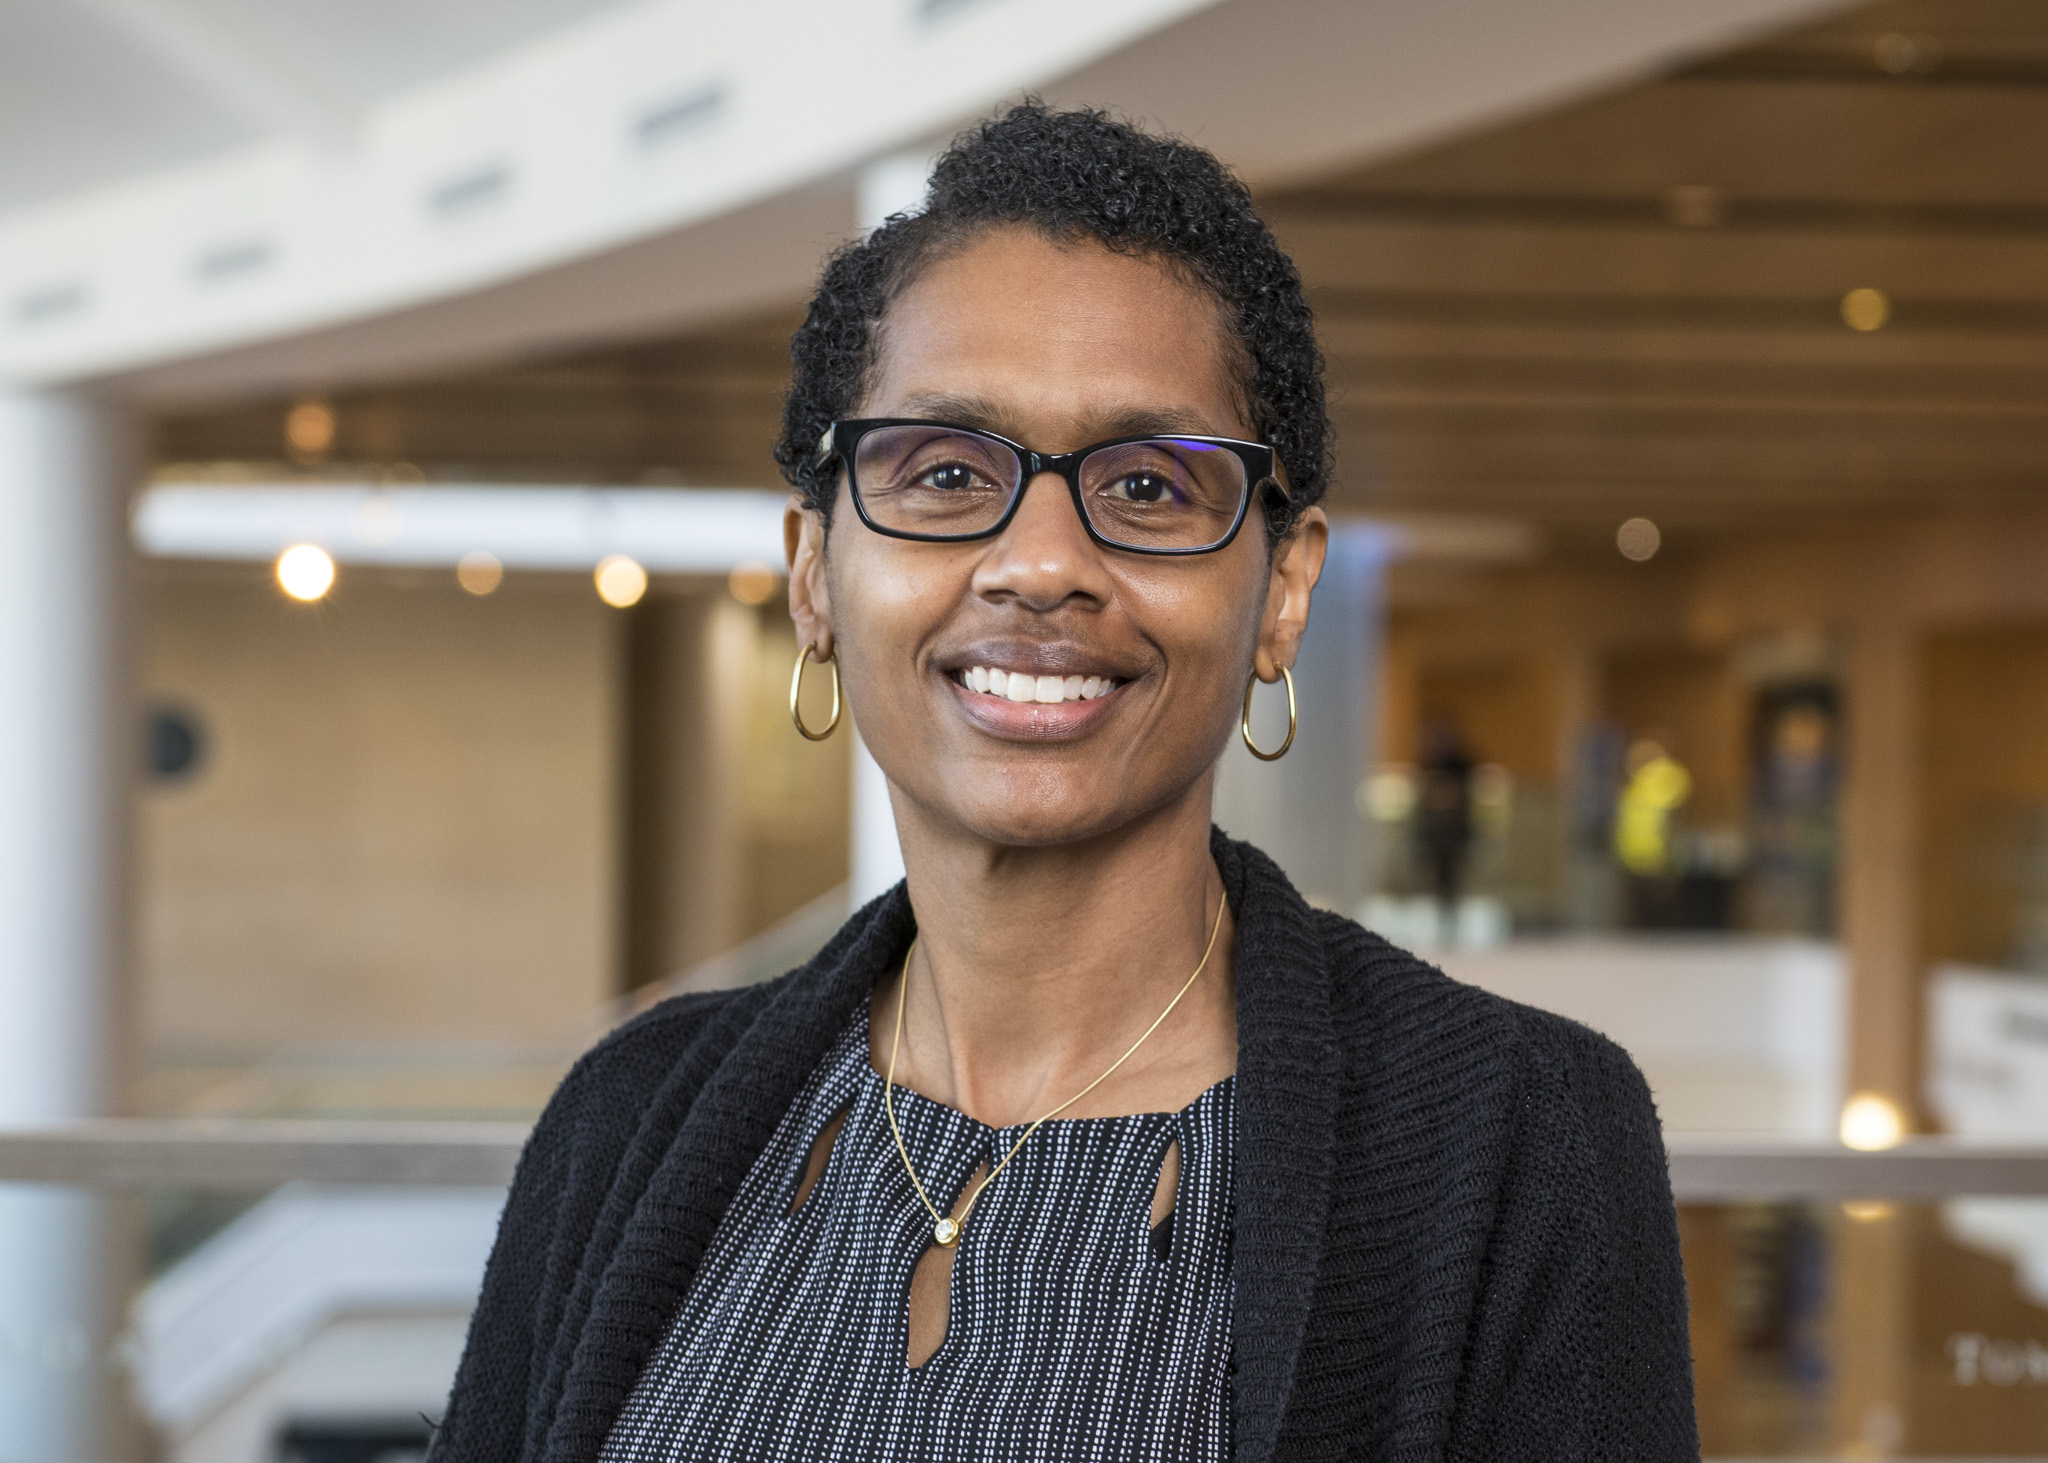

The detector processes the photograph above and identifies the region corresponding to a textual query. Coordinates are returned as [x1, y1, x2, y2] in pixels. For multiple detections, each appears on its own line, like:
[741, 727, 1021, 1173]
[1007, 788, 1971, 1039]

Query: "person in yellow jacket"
[1615, 738, 1691, 876]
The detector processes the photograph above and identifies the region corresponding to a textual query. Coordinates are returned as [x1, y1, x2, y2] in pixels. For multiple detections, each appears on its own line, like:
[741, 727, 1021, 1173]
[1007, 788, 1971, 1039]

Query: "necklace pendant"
[933, 1216, 961, 1246]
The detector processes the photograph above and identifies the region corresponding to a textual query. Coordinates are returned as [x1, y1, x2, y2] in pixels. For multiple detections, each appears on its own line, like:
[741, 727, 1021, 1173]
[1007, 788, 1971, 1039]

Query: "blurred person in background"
[1414, 719, 1476, 939]
[1616, 734, 1694, 929]
[1616, 734, 1692, 878]
[431, 104, 1694, 1463]
[1745, 690, 1839, 936]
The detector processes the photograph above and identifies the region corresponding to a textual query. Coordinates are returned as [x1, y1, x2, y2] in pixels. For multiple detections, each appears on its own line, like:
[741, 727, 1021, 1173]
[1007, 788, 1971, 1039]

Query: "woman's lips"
[943, 664, 1123, 738]
[957, 665, 1120, 703]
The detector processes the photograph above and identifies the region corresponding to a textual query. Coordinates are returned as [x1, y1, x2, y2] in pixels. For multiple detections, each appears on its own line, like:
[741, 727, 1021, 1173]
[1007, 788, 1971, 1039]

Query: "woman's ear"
[1253, 505, 1327, 681]
[785, 496, 834, 658]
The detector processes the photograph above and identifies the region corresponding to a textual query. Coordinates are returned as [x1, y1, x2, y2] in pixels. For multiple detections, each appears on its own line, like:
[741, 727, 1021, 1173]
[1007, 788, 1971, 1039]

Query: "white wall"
[1436, 937, 1846, 1136]
[133, 1186, 502, 1457]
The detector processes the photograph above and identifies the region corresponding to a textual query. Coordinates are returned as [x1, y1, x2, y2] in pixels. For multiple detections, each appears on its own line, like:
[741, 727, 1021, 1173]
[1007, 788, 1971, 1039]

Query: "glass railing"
[0, 1125, 523, 1463]
[5, 1128, 2048, 1460]
[1681, 1140, 2048, 1458]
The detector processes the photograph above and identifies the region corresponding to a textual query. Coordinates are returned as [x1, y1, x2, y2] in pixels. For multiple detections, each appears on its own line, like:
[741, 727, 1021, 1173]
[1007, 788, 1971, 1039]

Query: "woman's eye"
[917, 463, 983, 492]
[1109, 472, 1177, 504]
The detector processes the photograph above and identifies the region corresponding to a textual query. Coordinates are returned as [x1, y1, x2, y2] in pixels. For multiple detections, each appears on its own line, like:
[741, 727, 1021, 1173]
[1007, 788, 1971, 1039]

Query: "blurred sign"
[1930, 964, 2048, 1137]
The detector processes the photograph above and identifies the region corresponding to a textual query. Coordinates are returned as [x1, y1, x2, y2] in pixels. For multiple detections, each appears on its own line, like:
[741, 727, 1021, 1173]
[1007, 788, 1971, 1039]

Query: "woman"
[432, 105, 1696, 1463]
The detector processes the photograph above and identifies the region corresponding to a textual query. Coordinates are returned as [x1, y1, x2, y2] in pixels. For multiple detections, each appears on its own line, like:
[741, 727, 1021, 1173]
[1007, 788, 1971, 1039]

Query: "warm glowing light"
[1840, 1092, 1905, 1151]
[1361, 767, 1417, 822]
[1841, 287, 1890, 332]
[728, 559, 779, 606]
[595, 553, 648, 608]
[276, 544, 335, 601]
[284, 400, 336, 459]
[1616, 517, 1661, 562]
[1842, 1200, 1896, 1224]
[457, 550, 503, 596]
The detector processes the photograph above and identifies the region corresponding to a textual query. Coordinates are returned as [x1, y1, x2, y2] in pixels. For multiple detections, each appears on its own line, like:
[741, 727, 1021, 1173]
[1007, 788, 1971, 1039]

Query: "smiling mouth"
[953, 665, 1122, 704]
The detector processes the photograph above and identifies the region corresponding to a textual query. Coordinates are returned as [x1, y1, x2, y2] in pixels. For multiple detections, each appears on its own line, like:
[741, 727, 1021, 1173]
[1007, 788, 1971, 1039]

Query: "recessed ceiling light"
[595, 554, 648, 608]
[276, 544, 335, 601]
[1841, 287, 1890, 332]
[1616, 518, 1661, 562]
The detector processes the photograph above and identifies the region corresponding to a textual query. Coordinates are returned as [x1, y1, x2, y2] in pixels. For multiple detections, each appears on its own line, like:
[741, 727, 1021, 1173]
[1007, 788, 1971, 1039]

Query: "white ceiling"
[2, 0, 1836, 400]
[4, 0, 1229, 392]
[0, 1, 250, 212]
[0, 0, 622, 213]
[206, 0, 622, 103]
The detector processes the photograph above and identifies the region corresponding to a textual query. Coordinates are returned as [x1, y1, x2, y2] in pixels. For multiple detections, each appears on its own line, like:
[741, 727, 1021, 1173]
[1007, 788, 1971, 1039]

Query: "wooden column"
[1677, 1206, 1734, 1454]
[620, 588, 752, 991]
[1840, 615, 1922, 1112]
[1829, 613, 1923, 1454]
[1828, 1206, 1911, 1456]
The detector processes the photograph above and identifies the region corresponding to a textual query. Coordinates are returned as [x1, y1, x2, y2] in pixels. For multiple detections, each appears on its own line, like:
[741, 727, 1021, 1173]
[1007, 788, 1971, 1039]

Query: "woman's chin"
[943, 787, 1149, 850]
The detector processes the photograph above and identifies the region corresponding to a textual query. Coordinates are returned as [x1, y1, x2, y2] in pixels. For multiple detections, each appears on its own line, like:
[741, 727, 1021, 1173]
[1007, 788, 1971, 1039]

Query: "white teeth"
[960, 666, 1116, 703]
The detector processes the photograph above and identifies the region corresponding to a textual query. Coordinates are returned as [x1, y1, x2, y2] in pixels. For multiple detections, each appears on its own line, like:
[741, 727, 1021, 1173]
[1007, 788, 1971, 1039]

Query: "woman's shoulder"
[1308, 908, 1658, 1124]
[587, 982, 764, 1069]
[532, 981, 780, 1146]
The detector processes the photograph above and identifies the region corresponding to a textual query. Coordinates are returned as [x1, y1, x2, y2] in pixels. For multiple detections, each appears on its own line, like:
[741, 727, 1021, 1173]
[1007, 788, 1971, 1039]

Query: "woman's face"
[787, 227, 1325, 849]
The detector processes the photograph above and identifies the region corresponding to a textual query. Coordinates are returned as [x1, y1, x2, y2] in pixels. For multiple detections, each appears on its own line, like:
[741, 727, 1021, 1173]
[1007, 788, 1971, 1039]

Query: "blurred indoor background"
[5, 0, 2048, 1457]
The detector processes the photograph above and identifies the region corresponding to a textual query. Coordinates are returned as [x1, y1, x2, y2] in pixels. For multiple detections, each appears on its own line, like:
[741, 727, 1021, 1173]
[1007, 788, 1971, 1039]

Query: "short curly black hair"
[773, 102, 1329, 542]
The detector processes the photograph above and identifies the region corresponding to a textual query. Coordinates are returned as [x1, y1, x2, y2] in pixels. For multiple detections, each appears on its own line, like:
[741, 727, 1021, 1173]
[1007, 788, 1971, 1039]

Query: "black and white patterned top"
[600, 1002, 1236, 1462]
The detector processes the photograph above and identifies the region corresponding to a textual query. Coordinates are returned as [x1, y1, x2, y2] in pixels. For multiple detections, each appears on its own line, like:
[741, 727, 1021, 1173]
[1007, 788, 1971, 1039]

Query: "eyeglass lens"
[850, 424, 1248, 550]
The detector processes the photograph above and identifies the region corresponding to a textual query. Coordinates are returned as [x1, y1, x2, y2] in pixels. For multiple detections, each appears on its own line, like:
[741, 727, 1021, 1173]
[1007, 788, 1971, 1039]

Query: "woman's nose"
[971, 470, 1107, 608]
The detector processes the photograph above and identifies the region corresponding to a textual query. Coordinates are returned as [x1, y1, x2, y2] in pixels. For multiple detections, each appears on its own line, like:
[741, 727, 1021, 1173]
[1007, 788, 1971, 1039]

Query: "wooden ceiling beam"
[1331, 388, 2048, 422]
[1331, 482, 2048, 527]
[1315, 320, 2048, 369]
[1673, 50, 2048, 90]
[1277, 221, 2048, 299]
[1266, 189, 2048, 237]
[1305, 285, 2048, 331]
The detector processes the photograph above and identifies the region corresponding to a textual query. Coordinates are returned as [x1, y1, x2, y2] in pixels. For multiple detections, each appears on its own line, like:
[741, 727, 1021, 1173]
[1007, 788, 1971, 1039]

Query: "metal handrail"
[1667, 1136, 2048, 1199]
[5, 1122, 2048, 1197]
[0, 1118, 525, 1188]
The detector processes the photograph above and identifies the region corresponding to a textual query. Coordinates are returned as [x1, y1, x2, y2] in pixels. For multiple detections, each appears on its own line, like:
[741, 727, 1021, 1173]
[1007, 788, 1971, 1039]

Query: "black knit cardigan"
[431, 833, 1698, 1463]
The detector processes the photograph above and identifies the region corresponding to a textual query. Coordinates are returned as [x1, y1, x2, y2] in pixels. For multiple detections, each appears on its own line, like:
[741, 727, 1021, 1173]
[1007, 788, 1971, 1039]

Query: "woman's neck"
[874, 781, 1238, 1128]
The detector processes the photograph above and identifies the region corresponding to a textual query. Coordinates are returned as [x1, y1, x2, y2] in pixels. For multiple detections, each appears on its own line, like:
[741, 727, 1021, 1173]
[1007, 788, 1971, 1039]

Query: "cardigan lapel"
[543, 887, 915, 1462]
[1218, 832, 1340, 1463]
[538, 831, 1337, 1462]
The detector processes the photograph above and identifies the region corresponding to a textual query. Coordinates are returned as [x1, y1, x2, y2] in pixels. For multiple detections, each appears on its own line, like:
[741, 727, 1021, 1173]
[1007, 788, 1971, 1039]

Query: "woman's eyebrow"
[890, 394, 1222, 442]
[893, 392, 1012, 432]
[1085, 407, 1216, 439]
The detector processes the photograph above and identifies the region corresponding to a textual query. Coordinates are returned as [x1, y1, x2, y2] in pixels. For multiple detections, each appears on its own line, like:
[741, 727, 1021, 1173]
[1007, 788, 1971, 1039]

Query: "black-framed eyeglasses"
[821, 418, 1279, 555]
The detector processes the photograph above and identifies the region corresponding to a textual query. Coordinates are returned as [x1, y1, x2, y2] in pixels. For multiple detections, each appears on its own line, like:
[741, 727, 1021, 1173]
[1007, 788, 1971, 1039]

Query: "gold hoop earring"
[1241, 665, 1297, 761]
[790, 643, 842, 741]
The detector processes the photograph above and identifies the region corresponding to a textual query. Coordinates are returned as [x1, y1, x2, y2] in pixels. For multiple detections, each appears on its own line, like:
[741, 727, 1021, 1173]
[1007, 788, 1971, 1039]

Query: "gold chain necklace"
[883, 892, 1227, 1248]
